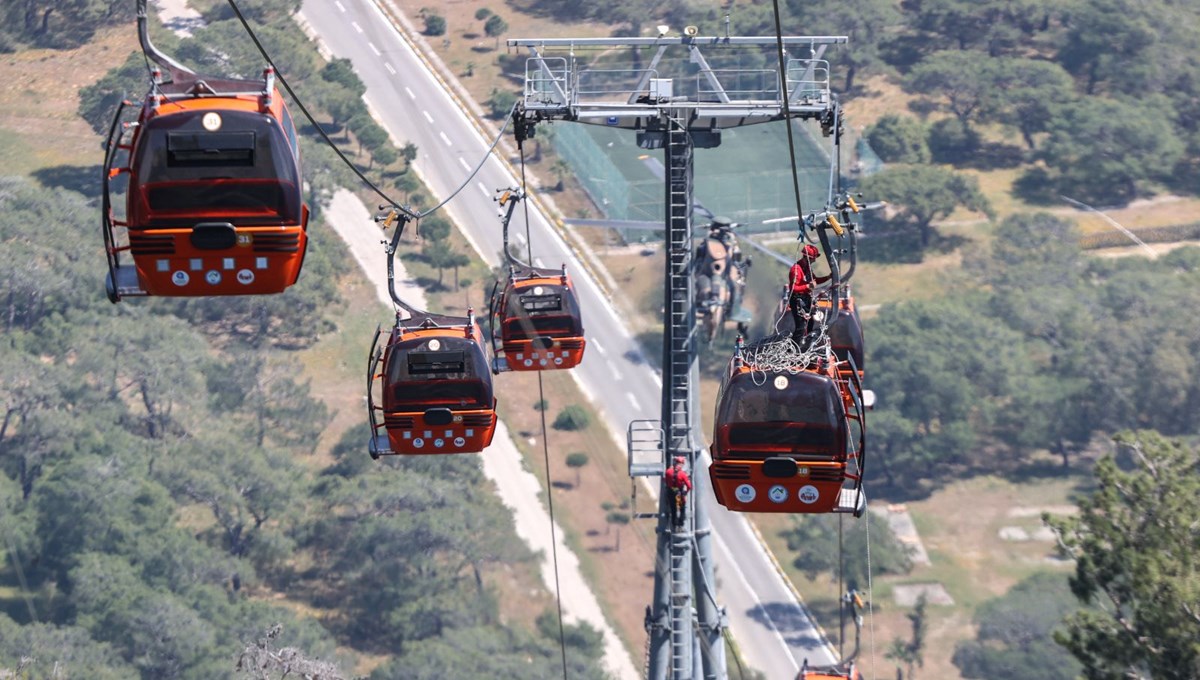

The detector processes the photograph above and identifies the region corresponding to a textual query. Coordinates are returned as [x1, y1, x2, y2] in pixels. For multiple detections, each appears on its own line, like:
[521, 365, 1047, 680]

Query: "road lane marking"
[592, 339, 606, 356]
[405, 87, 415, 99]
[534, 257, 544, 267]
[626, 392, 641, 410]
[476, 182, 489, 197]
[609, 363, 622, 380]
[422, 110, 433, 123]
[368, 42, 381, 56]
[335, 0, 345, 11]
[384, 62, 396, 75]
[713, 530, 803, 673]
[458, 157, 471, 170]
[351, 21, 363, 33]
[439, 131, 452, 146]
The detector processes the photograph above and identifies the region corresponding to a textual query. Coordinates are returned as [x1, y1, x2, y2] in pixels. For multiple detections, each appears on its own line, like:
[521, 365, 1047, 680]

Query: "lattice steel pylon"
[510, 33, 846, 679]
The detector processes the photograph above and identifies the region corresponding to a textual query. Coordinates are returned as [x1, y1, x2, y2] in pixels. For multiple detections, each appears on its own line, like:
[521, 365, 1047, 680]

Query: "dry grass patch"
[0, 26, 133, 175]
[494, 368, 657, 660]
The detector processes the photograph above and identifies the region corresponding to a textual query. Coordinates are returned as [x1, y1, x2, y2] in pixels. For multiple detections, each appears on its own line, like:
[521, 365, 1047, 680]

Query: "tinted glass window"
[133, 109, 301, 226]
[716, 371, 844, 428]
[384, 334, 493, 409]
[503, 283, 582, 339]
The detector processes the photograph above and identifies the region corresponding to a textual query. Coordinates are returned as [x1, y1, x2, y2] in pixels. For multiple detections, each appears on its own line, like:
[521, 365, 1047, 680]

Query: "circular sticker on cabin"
[454, 437, 465, 447]
[429, 339, 441, 351]
[205, 270, 221, 285]
[524, 359, 533, 367]
[797, 484, 820, 505]
[773, 375, 788, 390]
[237, 269, 255, 285]
[533, 286, 544, 295]
[412, 438, 425, 449]
[171, 271, 189, 286]
[554, 357, 563, 365]
[202, 112, 223, 131]
[434, 438, 444, 448]
[734, 484, 756, 503]
[768, 485, 788, 504]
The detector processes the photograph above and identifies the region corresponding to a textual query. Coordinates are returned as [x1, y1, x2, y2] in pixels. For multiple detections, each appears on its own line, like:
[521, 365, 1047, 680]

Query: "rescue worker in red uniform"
[788, 244, 830, 342]
[664, 456, 692, 528]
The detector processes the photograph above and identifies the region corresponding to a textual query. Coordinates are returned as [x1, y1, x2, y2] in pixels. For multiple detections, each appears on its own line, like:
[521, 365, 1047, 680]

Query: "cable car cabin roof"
[713, 366, 847, 459]
[383, 328, 494, 412]
[500, 278, 583, 339]
[152, 74, 281, 99]
[129, 108, 302, 229]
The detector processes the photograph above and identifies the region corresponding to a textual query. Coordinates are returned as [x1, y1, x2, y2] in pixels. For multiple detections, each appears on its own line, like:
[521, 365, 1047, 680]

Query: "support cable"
[518, 138, 570, 680]
[225, 0, 414, 217]
[865, 508, 878, 678]
[536, 373, 570, 680]
[838, 513, 845, 661]
[769, 0, 810, 240]
[225, 0, 517, 224]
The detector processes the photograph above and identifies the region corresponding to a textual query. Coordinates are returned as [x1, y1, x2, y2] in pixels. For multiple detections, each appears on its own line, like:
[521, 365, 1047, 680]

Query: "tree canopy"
[1045, 433, 1200, 679]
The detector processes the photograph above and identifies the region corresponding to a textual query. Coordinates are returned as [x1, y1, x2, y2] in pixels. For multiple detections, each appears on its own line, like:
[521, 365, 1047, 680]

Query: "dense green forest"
[0, 3, 607, 678]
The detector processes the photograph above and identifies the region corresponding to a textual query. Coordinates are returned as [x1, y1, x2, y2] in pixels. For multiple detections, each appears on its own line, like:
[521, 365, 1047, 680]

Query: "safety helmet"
[804, 244, 820, 259]
[674, 456, 685, 465]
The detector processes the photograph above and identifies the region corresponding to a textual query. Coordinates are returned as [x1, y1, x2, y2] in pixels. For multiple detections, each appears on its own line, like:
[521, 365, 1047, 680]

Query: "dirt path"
[152, 0, 204, 37]
[324, 190, 639, 679]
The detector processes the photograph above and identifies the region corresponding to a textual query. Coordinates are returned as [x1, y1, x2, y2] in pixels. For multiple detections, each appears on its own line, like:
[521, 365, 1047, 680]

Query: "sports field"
[555, 118, 834, 230]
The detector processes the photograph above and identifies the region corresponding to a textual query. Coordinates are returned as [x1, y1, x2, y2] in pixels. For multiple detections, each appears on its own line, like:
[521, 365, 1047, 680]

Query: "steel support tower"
[510, 33, 845, 679]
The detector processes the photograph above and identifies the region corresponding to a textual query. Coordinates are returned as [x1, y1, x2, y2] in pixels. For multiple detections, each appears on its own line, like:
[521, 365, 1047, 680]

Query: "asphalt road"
[299, 0, 840, 675]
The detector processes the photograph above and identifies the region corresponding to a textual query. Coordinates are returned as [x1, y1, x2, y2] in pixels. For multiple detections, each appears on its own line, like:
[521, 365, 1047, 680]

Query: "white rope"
[743, 329, 833, 386]
[865, 508, 877, 679]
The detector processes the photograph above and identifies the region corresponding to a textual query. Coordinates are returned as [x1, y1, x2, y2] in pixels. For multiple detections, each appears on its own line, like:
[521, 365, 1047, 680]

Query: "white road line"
[404, 87, 415, 99]
[422, 110, 434, 123]
[714, 530, 802, 673]
[514, 232, 526, 245]
[368, 42, 381, 56]
[458, 157, 471, 170]
[534, 257, 544, 267]
[626, 392, 641, 410]
[592, 339, 607, 356]
[335, 0, 345, 11]
[351, 21, 363, 33]
[384, 62, 396, 75]
[609, 363, 622, 381]
[439, 131, 452, 146]
[476, 181, 489, 197]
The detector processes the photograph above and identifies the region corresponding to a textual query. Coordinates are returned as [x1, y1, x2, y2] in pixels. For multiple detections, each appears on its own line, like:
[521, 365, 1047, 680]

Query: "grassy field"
[752, 468, 1086, 679]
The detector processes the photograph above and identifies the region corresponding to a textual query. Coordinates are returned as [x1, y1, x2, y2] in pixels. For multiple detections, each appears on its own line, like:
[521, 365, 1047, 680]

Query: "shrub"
[553, 405, 590, 431]
[928, 118, 980, 164]
[487, 89, 518, 119]
[423, 13, 446, 36]
[867, 115, 930, 164]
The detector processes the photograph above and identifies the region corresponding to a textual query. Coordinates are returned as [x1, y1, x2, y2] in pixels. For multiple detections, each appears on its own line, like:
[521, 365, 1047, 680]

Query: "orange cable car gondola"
[709, 332, 867, 515]
[486, 188, 586, 372]
[367, 211, 497, 457]
[710, 216, 868, 514]
[102, 2, 308, 302]
[798, 660, 862, 680]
